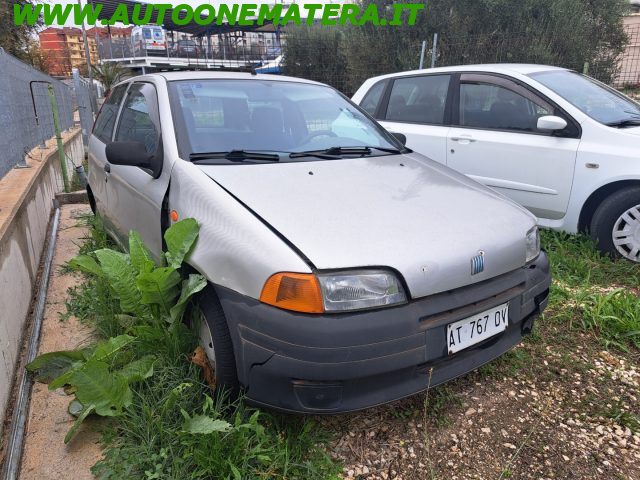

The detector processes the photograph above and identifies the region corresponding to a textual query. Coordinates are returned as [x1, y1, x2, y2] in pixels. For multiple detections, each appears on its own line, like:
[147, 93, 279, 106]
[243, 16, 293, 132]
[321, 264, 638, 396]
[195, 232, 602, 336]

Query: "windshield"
[529, 70, 640, 125]
[168, 79, 401, 162]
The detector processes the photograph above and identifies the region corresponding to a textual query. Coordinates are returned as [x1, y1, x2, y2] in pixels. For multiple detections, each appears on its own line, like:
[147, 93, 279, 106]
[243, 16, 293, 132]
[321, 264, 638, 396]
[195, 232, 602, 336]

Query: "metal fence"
[72, 70, 97, 145]
[96, 34, 281, 66]
[616, 22, 640, 88]
[0, 48, 76, 179]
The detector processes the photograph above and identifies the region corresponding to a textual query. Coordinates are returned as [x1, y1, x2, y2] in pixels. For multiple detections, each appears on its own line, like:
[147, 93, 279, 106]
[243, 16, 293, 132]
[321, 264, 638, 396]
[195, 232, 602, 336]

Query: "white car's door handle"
[451, 137, 476, 144]
[104, 163, 111, 173]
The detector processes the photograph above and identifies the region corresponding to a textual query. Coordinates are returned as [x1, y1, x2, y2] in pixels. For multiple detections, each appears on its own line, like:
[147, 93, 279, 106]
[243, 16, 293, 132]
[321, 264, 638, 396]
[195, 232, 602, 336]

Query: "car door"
[108, 81, 169, 258]
[87, 83, 128, 219]
[447, 74, 581, 220]
[375, 74, 453, 165]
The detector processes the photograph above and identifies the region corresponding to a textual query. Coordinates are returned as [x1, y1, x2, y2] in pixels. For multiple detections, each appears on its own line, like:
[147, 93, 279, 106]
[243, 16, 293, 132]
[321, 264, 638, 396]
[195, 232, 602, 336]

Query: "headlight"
[525, 226, 541, 264]
[260, 270, 407, 313]
[317, 270, 407, 312]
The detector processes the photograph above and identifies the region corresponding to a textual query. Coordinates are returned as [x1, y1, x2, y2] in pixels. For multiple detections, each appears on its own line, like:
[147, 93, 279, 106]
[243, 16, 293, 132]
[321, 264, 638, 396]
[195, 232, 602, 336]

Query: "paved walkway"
[19, 204, 103, 480]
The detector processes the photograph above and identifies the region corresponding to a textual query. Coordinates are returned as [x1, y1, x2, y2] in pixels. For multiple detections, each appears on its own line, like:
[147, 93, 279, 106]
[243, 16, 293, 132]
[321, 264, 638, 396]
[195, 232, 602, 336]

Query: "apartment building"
[38, 26, 131, 76]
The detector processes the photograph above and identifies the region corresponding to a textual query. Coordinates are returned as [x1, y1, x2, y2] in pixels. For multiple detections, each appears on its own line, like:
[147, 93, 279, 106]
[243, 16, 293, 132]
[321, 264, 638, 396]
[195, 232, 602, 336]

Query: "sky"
[49, 0, 345, 27]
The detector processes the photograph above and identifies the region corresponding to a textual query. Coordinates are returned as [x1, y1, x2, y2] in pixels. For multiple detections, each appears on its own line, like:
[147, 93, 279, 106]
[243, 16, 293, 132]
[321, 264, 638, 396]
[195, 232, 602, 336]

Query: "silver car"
[87, 72, 551, 413]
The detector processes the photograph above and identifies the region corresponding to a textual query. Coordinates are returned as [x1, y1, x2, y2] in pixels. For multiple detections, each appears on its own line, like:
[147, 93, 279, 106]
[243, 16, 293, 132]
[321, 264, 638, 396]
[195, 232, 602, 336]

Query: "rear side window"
[385, 75, 450, 125]
[93, 84, 127, 143]
[115, 83, 160, 156]
[360, 80, 386, 116]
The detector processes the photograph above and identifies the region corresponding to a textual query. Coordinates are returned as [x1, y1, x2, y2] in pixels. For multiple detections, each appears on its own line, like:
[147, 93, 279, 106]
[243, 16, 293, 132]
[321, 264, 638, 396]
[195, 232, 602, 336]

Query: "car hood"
[622, 126, 640, 136]
[197, 153, 536, 299]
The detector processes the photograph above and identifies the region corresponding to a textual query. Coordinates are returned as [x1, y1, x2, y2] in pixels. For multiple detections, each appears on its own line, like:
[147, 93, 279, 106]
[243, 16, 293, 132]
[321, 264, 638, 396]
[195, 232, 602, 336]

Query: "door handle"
[104, 163, 111, 173]
[451, 137, 476, 144]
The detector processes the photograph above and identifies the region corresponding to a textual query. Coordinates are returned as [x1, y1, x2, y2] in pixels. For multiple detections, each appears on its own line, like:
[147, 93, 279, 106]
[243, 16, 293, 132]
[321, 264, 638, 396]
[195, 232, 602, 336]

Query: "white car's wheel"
[591, 187, 640, 262]
[612, 204, 640, 261]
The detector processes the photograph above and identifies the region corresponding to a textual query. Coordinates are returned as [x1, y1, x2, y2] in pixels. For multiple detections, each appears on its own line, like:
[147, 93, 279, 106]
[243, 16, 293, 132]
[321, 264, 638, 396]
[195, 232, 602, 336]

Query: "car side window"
[93, 84, 127, 143]
[384, 75, 451, 125]
[115, 83, 160, 157]
[459, 77, 554, 133]
[360, 80, 387, 117]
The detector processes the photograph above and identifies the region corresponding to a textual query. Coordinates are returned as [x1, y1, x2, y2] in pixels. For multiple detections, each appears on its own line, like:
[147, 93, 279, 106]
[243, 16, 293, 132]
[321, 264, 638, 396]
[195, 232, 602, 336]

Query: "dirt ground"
[18, 204, 103, 480]
[325, 332, 640, 480]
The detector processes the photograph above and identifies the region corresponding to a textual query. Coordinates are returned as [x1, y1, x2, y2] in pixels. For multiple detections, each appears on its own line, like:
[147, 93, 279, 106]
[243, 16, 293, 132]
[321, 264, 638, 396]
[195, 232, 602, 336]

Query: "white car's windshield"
[168, 79, 402, 162]
[529, 70, 640, 126]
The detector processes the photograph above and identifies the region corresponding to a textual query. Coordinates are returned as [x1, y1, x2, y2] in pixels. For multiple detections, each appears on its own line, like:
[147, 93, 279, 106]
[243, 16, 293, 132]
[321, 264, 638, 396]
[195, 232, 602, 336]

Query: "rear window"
[384, 75, 450, 125]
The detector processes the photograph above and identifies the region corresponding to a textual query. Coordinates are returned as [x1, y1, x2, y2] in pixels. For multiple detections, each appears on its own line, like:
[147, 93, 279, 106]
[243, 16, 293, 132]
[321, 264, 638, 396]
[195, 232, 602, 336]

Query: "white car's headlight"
[525, 226, 541, 264]
[318, 270, 407, 312]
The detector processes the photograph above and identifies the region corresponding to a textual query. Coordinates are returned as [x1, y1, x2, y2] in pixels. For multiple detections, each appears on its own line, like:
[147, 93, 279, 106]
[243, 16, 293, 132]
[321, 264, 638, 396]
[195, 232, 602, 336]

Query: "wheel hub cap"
[612, 204, 640, 262]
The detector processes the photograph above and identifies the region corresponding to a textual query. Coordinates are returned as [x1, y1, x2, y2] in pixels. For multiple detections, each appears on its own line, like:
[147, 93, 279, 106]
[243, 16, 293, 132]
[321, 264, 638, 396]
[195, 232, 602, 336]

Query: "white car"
[353, 64, 640, 262]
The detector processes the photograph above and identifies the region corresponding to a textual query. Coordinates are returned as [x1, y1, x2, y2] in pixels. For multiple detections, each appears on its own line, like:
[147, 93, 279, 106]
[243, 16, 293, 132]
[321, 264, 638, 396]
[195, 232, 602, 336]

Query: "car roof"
[120, 71, 327, 86]
[365, 64, 571, 82]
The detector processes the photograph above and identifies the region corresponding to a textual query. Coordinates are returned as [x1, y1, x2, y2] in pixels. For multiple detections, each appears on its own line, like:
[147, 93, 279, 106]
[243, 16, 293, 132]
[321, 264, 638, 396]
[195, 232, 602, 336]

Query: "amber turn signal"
[260, 272, 324, 314]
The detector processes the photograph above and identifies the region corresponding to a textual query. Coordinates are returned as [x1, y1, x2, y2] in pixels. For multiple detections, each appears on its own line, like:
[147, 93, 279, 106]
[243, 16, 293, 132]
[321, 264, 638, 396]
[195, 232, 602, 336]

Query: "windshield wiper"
[289, 146, 402, 159]
[605, 119, 640, 128]
[190, 150, 280, 163]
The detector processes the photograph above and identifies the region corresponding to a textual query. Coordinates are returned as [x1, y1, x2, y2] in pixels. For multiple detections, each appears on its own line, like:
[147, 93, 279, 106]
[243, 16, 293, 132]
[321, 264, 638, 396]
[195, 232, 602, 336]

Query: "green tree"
[0, 0, 43, 68]
[283, 0, 631, 92]
[91, 62, 128, 95]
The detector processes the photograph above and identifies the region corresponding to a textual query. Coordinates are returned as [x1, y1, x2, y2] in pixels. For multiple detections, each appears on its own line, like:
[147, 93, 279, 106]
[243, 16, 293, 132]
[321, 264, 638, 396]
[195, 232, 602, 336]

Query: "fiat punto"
[88, 72, 550, 413]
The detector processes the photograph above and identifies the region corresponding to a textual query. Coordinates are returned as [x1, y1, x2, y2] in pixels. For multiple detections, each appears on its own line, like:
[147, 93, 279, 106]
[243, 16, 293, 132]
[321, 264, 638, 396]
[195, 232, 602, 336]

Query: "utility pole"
[78, 0, 97, 111]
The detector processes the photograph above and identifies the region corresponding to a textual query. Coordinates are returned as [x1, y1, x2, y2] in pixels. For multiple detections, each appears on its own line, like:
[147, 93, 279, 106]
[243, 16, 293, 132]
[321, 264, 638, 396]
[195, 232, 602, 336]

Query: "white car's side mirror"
[537, 115, 568, 131]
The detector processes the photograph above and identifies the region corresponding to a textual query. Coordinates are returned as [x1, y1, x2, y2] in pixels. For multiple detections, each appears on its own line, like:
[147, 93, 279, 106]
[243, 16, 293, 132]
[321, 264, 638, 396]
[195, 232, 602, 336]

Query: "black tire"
[590, 186, 640, 262]
[197, 284, 240, 393]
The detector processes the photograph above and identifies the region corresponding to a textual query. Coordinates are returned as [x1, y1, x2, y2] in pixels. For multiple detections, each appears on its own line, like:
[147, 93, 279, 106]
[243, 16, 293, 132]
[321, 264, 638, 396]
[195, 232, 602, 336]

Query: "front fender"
[168, 160, 311, 299]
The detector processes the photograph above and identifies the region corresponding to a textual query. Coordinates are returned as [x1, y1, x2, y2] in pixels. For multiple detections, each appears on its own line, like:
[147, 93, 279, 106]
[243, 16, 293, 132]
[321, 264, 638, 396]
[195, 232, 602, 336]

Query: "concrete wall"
[0, 128, 83, 438]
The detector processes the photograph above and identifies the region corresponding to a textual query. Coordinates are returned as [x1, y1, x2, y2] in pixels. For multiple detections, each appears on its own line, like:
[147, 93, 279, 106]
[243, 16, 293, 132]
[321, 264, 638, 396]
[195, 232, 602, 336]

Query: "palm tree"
[91, 62, 128, 96]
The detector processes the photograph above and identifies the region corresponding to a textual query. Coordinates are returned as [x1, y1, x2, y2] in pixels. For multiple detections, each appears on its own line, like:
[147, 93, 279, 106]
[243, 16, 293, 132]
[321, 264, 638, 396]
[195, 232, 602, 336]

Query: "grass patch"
[542, 230, 640, 351]
[57, 217, 341, 479]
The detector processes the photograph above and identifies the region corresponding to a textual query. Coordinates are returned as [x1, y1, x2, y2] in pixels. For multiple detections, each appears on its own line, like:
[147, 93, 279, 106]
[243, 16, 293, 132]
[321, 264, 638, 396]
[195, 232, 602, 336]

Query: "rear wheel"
[590, 187, 640, 262]
[196, 285, 239, 393]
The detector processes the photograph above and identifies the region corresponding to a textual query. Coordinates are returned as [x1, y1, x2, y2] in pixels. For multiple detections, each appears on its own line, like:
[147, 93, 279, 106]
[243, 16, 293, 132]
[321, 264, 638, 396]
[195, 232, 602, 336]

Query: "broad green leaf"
[164, 218, 199, 269]
[136, 267, 181, 314]
[95, 249, 147, 316]
[26, 350, 86, 383]
[169, 274, 207, 323]
[64, 404, 95, 444]
[68, 255, 103, 277]
[48, 362, 84, 390]
[70, 360, 133, 417]
[89, 334, 135, 363]
[117, 355, 155, 383]
[182, 414, 232, 434]
[128, 231, 156, 274]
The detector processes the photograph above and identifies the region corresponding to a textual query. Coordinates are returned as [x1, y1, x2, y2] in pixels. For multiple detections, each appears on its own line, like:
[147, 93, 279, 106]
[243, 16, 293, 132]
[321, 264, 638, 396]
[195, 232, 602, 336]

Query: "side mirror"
[391, 132, 407, 145]
[537, 115, 567, 131]
[105, 141, 152, 169]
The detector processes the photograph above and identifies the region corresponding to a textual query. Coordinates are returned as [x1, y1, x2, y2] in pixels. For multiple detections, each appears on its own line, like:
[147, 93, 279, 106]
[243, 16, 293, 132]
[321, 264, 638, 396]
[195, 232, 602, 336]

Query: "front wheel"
[590, 187, 640, 262]
[196, 285, 239, 393]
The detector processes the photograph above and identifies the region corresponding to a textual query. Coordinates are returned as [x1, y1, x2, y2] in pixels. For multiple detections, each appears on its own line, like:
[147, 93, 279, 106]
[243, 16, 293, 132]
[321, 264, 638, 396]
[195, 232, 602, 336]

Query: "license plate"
[447, 302, 509, 354]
